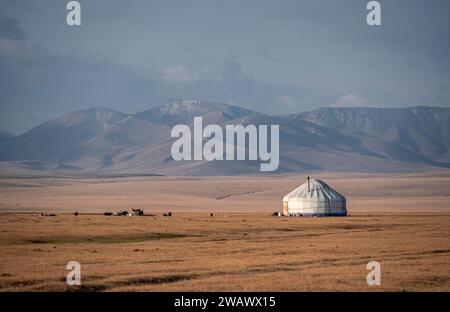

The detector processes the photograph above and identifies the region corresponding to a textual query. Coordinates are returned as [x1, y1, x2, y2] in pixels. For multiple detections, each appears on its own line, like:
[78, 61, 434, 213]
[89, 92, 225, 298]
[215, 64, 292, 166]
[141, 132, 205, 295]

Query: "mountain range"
[0, 99, 449, 175]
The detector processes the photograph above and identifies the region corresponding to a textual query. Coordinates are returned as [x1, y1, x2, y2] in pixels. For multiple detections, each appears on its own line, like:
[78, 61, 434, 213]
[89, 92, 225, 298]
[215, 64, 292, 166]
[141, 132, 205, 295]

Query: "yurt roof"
[283, 178, 345, 202]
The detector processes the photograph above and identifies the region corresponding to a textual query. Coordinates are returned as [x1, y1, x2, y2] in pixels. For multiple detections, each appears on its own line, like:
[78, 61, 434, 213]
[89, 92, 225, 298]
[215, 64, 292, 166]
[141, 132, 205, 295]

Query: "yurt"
[282, 177, 347, 216]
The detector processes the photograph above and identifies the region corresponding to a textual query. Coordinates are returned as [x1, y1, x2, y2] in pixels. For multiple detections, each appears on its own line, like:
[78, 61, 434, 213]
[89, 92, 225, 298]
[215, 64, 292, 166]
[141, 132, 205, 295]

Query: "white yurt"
[282, 177, 347, 216]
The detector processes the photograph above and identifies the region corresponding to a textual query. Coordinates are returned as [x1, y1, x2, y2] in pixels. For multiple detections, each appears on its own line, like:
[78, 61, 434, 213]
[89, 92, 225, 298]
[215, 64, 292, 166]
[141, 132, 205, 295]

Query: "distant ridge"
[294, 106, 450, 163]
[135, 99, 259, 126]
[0, 101, 449, 175]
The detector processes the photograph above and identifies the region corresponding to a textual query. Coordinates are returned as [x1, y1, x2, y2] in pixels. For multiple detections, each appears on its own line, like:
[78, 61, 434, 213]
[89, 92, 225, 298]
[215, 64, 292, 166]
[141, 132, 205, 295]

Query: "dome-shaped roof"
[283, 178, 345, 202]
[282, 178, 347, 216]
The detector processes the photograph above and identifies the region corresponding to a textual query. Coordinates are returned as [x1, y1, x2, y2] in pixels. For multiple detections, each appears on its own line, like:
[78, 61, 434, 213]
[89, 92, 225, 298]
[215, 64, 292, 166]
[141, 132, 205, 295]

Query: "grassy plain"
[0, 171, 449, 291]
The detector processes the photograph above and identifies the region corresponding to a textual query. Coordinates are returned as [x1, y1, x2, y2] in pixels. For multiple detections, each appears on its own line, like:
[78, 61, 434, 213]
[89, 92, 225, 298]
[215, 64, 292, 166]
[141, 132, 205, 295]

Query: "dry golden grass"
[1, 171, 450, 214]
[0, 213, 449, 291]
[0, 171, 449, 291]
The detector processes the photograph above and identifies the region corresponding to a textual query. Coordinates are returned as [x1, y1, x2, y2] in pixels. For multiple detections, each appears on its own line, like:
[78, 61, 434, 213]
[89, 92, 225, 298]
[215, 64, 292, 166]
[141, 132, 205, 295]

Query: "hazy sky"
[1, 0, 449, 134]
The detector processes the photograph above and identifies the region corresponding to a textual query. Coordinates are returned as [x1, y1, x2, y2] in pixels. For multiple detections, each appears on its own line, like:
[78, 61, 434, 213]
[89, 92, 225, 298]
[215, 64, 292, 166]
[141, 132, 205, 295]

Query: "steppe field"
[0, 171, 449, 291]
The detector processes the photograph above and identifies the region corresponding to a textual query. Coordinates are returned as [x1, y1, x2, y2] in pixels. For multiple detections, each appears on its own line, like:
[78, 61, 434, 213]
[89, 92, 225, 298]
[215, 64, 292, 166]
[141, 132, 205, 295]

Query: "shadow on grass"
[26, 233, 188, 244]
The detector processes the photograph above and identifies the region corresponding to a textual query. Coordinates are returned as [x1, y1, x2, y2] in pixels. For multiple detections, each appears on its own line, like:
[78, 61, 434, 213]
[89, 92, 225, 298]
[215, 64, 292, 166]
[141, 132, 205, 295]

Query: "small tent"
[282, 177, 347, 216]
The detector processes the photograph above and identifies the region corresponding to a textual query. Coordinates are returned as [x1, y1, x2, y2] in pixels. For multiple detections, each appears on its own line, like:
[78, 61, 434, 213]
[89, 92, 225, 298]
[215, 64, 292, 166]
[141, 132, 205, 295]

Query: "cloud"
[279, 95, 295, 105]
[0, 18, 337, 133]
[0, 0, 448, 134]
[163, 65, 195, 82]
[0, 37, 29, 55]
[0, 17, 30, 56]
[0, 17, 27, 40]
[331, 94, 373, 108]
[0, 18, 158, 134]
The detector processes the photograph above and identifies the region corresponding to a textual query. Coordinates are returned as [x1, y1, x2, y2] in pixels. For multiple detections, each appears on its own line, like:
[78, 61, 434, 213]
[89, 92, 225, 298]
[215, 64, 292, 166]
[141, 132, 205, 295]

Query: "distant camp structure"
[282, 177, 347, 216]
[132, 208, 144, 216]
